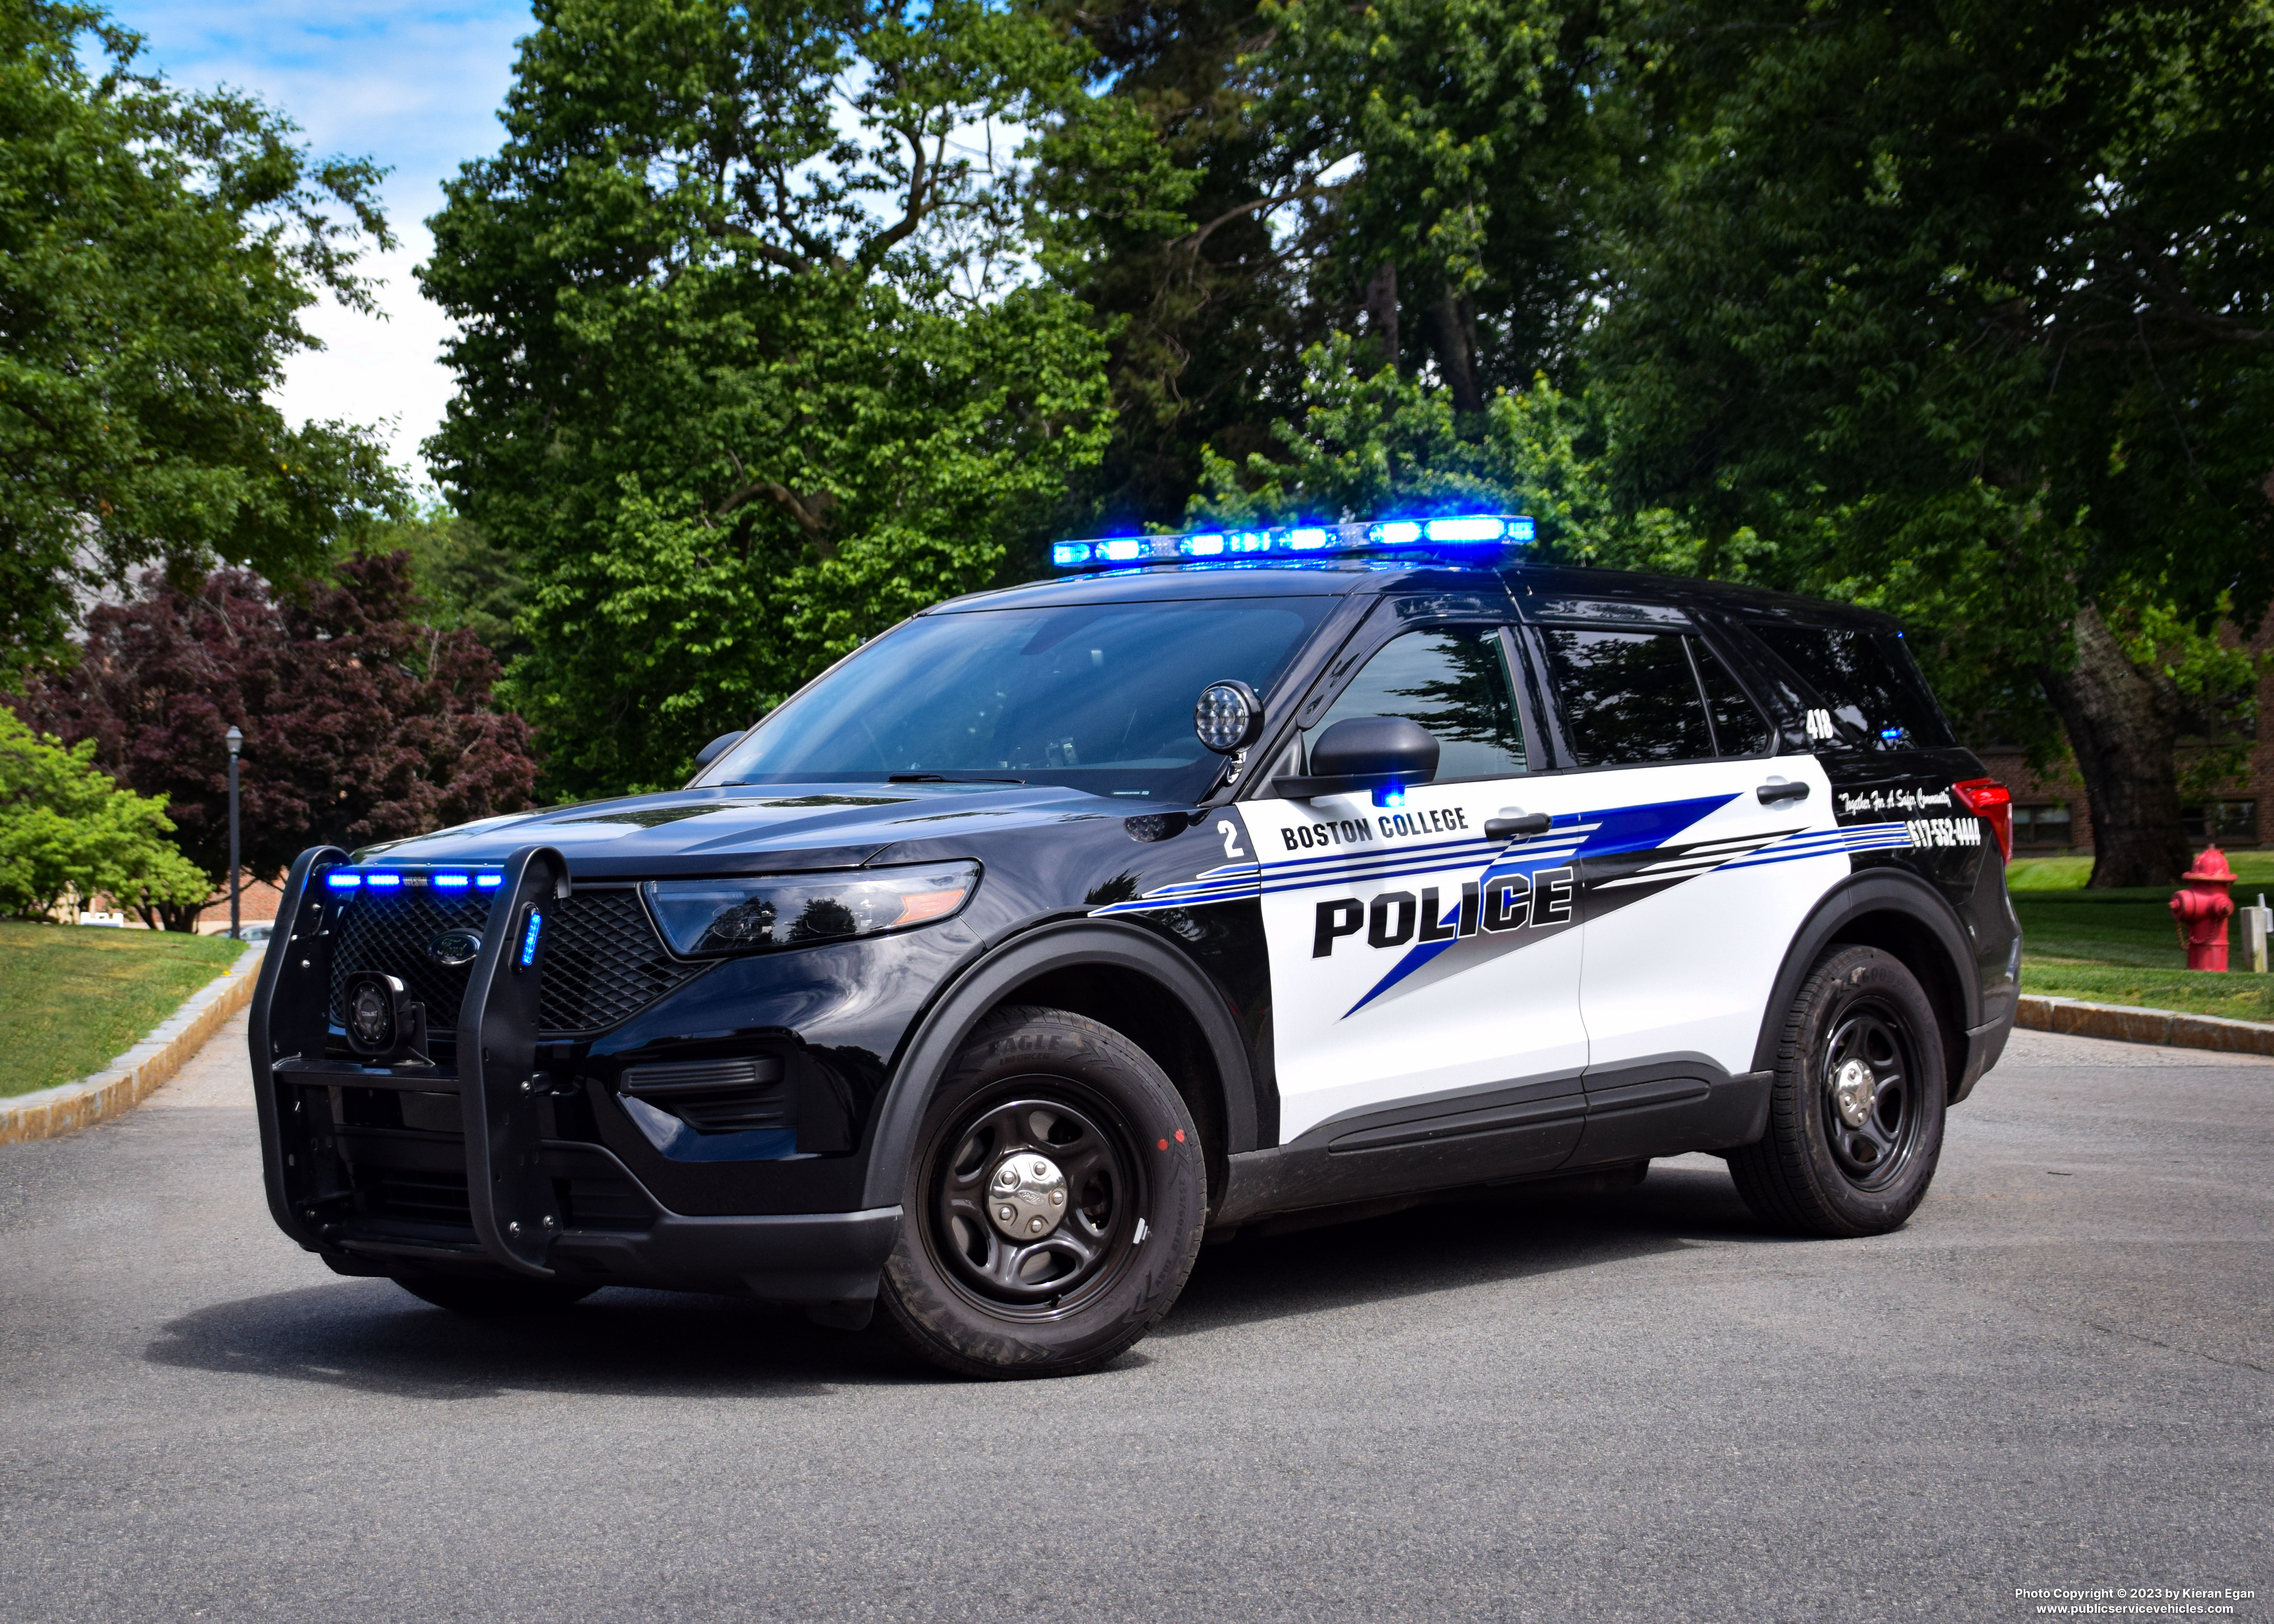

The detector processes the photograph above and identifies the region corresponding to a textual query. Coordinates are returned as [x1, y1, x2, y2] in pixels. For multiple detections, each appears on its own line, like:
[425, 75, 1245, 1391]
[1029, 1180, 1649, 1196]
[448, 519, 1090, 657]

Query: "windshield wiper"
[887, 773, 1027, 786]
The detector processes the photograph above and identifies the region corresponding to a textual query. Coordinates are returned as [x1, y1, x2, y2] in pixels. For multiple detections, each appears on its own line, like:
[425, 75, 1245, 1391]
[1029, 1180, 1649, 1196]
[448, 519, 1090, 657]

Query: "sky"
[106, 0, 537, 488]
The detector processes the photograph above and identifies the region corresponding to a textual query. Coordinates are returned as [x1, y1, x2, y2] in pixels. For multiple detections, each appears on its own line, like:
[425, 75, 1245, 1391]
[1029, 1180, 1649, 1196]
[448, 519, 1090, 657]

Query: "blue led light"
[324, 872, 362, 890]
[520, 909, 543, 967]
[1880, 727, 1906, 741]
[366, 873, 402, 889]
[1375, 784, 1408, 809]
[476, 873, 503, 889]
[1046, 512, 1532, 570]
[433, 873, 470, 889]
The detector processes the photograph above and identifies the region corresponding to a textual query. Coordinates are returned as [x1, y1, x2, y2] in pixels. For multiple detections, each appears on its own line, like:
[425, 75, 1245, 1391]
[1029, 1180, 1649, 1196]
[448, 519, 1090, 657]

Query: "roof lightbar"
[1048, 513, 1535, 571]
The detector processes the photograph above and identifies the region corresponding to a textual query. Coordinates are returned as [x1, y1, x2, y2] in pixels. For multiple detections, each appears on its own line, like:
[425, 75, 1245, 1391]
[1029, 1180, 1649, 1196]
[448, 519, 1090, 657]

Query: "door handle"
[1486, 812, 1553, 840]
[1756, 780, 1811, 805]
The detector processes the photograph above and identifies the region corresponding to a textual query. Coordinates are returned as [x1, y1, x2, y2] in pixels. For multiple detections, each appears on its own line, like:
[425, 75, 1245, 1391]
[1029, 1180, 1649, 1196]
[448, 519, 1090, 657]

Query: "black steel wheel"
[1729, 945, 1947, 1237]
[880, 1006, 1207, 1378]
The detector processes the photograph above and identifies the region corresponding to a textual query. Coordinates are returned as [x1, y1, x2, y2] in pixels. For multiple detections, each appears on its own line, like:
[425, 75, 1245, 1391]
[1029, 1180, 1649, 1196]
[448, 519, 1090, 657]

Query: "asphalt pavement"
[0, 1013, 2267, 1624]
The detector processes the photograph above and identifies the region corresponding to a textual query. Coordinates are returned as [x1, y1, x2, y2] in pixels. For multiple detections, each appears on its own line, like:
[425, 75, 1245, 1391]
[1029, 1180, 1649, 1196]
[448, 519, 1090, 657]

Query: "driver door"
[1240, 615, 1593, 1156]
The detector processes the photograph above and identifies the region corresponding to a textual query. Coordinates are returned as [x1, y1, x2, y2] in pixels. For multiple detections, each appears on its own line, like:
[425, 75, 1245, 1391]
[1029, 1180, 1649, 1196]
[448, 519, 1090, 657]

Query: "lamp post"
[225, 726, 243, 941]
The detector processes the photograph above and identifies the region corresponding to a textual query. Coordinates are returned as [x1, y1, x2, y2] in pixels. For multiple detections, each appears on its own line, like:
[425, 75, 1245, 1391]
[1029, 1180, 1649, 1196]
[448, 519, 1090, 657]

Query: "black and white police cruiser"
[250, 513, 2022, 1378]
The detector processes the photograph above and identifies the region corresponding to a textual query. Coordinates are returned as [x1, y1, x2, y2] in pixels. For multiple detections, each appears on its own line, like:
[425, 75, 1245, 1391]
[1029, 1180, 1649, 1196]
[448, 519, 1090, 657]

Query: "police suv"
[249, 514, 2021, 1378]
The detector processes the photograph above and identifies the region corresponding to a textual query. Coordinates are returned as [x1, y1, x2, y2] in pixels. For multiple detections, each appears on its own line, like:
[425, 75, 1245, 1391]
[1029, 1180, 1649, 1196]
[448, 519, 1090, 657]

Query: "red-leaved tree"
[13, 552, 539, 928]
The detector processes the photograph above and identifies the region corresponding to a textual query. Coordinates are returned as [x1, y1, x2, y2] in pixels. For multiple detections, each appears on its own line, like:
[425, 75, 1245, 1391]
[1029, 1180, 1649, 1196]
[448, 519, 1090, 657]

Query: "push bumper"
[249, 844, 901, 1304]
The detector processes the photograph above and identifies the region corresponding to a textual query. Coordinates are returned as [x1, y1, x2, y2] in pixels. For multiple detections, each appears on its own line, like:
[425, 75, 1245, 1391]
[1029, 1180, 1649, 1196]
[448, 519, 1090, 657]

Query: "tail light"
[1952, 778, 2012, 861]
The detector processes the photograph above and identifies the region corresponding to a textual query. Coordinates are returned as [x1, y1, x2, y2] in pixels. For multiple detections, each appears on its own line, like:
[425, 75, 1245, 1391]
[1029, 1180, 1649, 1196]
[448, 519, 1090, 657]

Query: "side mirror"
[1273, 716, 1440, 803]
[1193, 679, 1264, 754]
[692, 731, 746, 773]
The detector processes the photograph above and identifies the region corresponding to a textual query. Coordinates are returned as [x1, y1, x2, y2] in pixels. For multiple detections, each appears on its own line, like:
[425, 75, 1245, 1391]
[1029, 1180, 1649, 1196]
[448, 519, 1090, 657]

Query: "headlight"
[644, 862, 980, 956]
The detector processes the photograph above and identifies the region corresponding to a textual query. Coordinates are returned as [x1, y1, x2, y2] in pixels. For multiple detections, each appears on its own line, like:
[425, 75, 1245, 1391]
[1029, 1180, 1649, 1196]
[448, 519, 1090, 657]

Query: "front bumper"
[250, 844, 901, 1303]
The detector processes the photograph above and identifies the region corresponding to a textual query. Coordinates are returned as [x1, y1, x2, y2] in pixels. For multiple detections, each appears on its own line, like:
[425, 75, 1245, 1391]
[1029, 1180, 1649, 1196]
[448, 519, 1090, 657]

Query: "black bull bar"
[248, 843, 900, 1301]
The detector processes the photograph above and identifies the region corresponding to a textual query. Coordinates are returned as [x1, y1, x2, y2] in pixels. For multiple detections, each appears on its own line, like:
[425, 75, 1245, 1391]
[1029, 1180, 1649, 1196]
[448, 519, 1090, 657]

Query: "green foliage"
[0, 0, 404, 676]
[1030, 0, 1633, 527]
[365, 504, 531, 670]
[1188, 335, 1770, 579]
[1590, 0, 2274, 735]
[0, 709, 208, 922]
[422, 0, 1116, 795]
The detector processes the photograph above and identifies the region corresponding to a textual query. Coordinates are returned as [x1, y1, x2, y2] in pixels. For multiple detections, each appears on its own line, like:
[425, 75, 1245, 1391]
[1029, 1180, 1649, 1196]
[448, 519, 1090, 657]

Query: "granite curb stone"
[0, 942, 265, 1145]
[2015, 992, 2274, 1055]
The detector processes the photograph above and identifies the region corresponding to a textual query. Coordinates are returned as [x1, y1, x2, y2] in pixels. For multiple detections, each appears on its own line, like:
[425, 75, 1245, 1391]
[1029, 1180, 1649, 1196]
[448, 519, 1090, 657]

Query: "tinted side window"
[1309, 628, 1526, 779]
[1694, 640, 1773, 755]
[1751, 625, 1955, 749]
[1541, 628, 1714, 767]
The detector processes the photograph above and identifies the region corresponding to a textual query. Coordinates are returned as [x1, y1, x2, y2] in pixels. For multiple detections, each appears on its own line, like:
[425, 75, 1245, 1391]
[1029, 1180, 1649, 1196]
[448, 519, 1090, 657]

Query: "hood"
[352, 781, 1143, 877]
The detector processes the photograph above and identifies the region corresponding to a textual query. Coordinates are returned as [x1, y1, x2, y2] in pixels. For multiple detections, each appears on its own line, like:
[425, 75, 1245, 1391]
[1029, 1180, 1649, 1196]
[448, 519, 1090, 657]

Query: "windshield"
[700, 596, 1335, 801]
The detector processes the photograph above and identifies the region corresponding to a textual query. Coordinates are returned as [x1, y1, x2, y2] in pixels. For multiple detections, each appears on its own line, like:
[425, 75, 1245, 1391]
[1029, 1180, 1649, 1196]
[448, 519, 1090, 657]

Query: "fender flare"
[1751, 868, 1982, 1078]
[858, 920, 1259, 1210]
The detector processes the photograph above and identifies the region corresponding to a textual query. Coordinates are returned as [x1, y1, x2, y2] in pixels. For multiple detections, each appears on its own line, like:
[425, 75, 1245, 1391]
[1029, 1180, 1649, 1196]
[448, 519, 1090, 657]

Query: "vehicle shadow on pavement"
[1159, 1156, 1775, 1337]
[144, 1280, 926, 1401]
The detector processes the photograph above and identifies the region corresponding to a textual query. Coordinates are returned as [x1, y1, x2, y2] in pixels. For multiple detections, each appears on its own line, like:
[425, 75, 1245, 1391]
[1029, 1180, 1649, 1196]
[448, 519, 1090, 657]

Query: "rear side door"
[1517, 611, 1846, 1149]
[1240, 605, 1592, 1155]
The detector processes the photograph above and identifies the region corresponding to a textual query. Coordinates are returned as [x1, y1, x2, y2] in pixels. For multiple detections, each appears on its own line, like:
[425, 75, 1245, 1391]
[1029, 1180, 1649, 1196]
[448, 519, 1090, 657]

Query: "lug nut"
[507, 1221, 521, 1238]
[998, 1205, 1016, 1223]
[1027, 1216, 1047, 1234]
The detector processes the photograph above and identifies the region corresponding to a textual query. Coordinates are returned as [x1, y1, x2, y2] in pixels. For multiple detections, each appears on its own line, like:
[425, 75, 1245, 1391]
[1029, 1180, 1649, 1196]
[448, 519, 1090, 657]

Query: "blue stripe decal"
[1343, 794, 1740, 1016]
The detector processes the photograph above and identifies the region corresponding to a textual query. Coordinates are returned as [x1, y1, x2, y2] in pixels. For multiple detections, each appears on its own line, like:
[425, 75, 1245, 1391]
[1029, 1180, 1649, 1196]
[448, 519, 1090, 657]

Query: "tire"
[1728, 945, 1947, 1238]
[389, 1270, 597, 1316]
[878, 1006, 1208, 1379]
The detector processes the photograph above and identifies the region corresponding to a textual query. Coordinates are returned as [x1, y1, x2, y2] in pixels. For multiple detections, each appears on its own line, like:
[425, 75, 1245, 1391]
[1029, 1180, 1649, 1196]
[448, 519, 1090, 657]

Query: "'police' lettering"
[1367, 891, 1417, 948]
[1418, 887, 1458, 943]
[1481, 874, 1529, 932]
[1532, 867, 1574, 927]
[1312, 898, 1363, 957]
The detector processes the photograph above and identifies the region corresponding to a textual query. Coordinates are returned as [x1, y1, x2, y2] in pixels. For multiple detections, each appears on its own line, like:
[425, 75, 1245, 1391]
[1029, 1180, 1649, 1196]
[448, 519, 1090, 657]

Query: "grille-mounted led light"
[1049, 513, 1534, 570]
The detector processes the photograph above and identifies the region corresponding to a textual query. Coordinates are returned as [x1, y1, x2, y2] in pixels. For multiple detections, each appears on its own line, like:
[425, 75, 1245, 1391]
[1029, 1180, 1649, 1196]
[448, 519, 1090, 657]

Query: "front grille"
[327, 885, 708, 1037]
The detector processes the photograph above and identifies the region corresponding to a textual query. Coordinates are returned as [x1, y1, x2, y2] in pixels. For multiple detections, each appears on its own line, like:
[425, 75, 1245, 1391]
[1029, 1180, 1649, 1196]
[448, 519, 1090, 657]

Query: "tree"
[420, 0, 1118, 796]
[12, 553, 538, 928]
[365, 504, 532, 672]
[1032, 0, 1636, 529]
[0, 709, 208, 923]
[0, 1, 403, 678]
[1589, 0, 2274, 885]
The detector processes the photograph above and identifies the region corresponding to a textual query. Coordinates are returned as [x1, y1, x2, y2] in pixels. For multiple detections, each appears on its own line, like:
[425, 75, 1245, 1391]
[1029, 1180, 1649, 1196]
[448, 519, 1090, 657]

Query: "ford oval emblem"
[429, 928, 483, 967]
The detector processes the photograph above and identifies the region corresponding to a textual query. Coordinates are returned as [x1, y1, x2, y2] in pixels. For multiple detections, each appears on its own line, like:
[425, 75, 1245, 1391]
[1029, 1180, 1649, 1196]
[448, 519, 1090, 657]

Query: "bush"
[0, 711, 209, 922]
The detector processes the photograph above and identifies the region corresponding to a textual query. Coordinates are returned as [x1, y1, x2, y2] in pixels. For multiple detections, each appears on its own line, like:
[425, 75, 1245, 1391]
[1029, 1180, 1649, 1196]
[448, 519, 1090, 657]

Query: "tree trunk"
[1425, 288, 1484, 414]
[2037, 601, 2194, 887]
[1362, 261, 1399, 374]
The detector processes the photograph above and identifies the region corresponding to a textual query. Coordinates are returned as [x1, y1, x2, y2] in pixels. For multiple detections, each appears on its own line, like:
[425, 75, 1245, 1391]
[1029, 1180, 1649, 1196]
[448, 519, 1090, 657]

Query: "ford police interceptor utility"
[248, 514, 2021, 1378]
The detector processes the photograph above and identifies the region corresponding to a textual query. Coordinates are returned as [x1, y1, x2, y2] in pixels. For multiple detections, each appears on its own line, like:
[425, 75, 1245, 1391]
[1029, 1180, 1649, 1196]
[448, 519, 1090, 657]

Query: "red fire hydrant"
[2171, 845, 2238, 972]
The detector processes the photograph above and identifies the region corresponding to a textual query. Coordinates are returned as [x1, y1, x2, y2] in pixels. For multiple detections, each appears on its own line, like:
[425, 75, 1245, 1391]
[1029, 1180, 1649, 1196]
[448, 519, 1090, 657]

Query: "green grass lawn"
[0, 922, 247, 1098]
[2005, 852, 2274, 1021]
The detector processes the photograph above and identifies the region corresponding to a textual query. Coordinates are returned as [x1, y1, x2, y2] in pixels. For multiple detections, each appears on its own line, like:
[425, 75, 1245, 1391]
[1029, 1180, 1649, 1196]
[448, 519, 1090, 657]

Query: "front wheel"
[878, 1006, 1207, 1379]
[1729, 945, 1947, 1237]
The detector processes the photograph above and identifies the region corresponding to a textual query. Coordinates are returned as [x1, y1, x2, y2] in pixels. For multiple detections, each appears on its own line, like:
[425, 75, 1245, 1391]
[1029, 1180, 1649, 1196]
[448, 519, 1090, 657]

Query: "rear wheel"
[1729, 945, 1946, 1237]
[878, 1006, 1207, 1379]
[389, 1270, 596, 1316]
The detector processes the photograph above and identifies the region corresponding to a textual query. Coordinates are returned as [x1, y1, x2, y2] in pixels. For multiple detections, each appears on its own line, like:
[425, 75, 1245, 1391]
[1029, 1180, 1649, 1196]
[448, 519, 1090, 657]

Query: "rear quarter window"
[1749, 624, 1955, 751]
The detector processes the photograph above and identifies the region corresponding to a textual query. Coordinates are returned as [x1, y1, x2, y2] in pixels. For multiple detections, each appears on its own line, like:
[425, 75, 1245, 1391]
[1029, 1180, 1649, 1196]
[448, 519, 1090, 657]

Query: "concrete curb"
[2015, 993, 2274, 1056]
[0, 942, 266, 1146]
